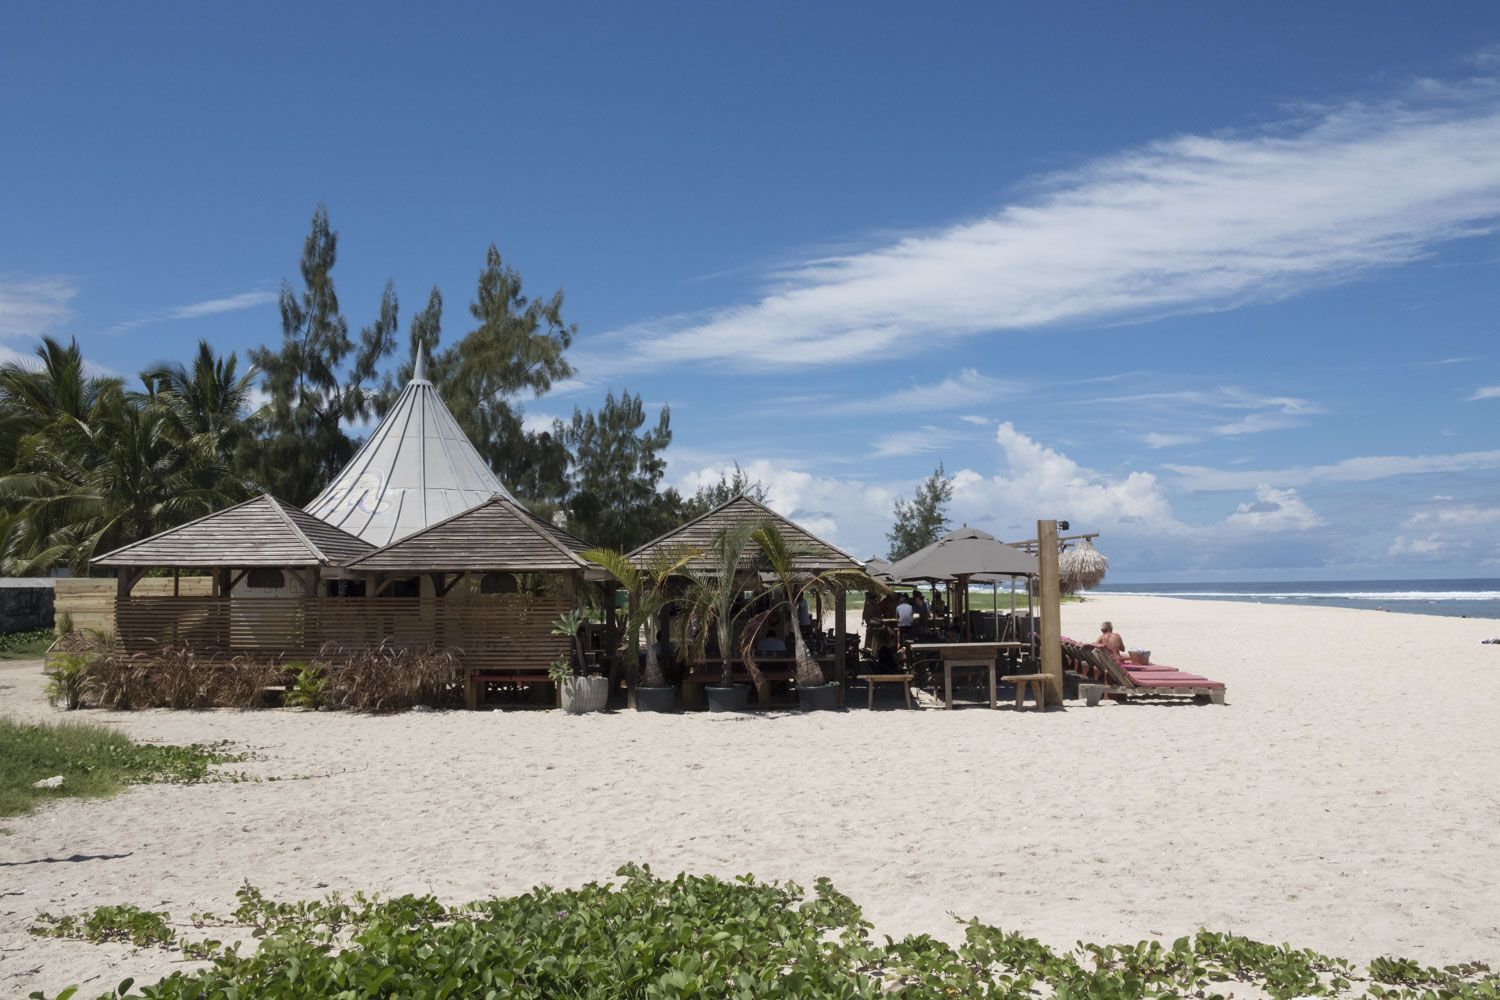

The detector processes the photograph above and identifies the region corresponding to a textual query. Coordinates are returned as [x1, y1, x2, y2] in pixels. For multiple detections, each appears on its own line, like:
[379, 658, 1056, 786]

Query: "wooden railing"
[114, 595, 571, 669]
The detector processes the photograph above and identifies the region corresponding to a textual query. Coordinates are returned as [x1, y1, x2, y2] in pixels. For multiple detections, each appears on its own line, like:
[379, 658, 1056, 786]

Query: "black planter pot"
[705, 684, 750, 713]
[798, 682, 840, 712]
[634, 685, 676, 713]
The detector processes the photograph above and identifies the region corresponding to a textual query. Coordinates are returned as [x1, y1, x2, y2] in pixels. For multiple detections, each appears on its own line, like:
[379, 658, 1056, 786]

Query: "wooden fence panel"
[54, 577, 213, 635]
[114, 595, 571, 669]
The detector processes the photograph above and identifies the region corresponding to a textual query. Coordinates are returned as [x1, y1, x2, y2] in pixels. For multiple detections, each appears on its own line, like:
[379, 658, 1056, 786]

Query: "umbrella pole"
[1026, 576, 1036, 666]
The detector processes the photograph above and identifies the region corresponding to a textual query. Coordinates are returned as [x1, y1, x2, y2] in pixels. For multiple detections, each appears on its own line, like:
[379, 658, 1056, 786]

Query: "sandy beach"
[3, 594, 1499, 997]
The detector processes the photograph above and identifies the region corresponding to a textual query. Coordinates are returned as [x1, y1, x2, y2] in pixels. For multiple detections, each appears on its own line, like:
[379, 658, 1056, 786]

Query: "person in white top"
[895, 596, 915, 639]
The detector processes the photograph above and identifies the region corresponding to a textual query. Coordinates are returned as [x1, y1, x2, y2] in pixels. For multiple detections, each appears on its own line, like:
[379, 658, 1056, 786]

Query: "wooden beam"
[834, 589, 847, 707]
[626, 588, 640, 709]
[1036, 519, 1063, 707]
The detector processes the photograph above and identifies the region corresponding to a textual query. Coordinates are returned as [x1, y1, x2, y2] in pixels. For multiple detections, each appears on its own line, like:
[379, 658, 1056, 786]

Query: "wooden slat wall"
[55, 578, 214, 635]
[113, 595, 571, 669]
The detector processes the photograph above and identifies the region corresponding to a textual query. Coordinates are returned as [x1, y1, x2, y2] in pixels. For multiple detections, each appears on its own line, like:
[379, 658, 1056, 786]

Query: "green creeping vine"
[27, 866, 1500, 1000]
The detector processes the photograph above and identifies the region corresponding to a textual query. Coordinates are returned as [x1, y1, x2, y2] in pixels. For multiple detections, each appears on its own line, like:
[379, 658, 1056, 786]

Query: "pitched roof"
[303, 350, 514, 547]
[345, 494, 595, 573]
[627, 494, 862, 572]
[92, 495, 373, 568]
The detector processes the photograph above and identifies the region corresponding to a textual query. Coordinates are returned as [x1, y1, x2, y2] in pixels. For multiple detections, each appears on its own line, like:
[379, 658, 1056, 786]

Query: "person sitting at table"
[931, 592, 947, 616]
[1094, 621, 1126, 659]
[861, 590, 883, 650]
[895, 594, 915, 640]
[911, 590, 930, 620]
[756, 628, 787, 656]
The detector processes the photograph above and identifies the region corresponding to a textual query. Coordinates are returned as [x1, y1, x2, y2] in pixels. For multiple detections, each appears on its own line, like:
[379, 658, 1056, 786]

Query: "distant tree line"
[0, 206, 761, 573]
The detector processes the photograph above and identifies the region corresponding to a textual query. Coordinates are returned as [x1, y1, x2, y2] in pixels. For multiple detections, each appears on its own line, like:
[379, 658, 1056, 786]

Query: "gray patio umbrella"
[888, 527, 1037, 580]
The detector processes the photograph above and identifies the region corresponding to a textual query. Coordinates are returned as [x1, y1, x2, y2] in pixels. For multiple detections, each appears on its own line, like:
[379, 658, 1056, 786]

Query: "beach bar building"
[79, 353, 609, 705]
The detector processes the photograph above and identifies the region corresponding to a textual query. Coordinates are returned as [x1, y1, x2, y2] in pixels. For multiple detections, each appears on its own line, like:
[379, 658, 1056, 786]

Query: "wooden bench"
[1002, 673, 1049, 711]
[857, 673, 914, 709]
[466, 672, 555, 710]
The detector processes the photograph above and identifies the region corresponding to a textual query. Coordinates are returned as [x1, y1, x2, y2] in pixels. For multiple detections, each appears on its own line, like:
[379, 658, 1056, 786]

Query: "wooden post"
[834, 588, 847, 707]
[1036, 519, 1063, 707]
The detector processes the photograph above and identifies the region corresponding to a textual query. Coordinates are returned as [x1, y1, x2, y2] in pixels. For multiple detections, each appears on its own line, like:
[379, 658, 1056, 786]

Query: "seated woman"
[1094, 621, 1127, 659]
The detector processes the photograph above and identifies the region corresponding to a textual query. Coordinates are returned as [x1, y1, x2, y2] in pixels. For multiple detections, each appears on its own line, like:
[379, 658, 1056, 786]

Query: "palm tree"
[142, 340, 259, 473]
[679, 518, 766, 694]
[582, 544, 699, 689]
[744, 524, 884, 691]
[0, 338, 248, 575]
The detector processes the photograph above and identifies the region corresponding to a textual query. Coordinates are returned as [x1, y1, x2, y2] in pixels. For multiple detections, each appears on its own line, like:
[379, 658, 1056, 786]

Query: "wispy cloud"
[1108, 387, 1320, 445]
[870, 425, 973, 458]
[1467, 384, 1500, 401]
[0, 276, 77, 339]
[1167, 447, 1500, 491]
[115, 289, 276, 330]
[596, 78, 1500, 370]
[819, 369, 1022, 415]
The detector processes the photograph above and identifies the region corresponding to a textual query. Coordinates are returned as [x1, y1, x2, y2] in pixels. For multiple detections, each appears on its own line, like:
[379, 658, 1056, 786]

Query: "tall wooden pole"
[1036, 519, 1063, 707]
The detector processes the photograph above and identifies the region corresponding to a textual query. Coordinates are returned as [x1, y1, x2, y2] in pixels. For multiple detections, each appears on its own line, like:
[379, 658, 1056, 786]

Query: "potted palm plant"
[582, 545, 699, 713]
[744, 524, 882, 711]
[680, 519, 764, 712]
[550, 609, 609, 714]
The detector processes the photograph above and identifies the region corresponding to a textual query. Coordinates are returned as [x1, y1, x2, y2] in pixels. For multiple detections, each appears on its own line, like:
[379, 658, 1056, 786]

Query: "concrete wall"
[0, 579, 55, 633]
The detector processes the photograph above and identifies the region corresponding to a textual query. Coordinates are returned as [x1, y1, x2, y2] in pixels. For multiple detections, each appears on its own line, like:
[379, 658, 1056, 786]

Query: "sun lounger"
[1077, 647, 1225, 706]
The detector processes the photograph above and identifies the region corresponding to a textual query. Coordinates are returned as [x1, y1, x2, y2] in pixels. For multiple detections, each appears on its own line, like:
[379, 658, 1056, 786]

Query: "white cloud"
[1388, 534, 1448, 557]
[821, 369, 1022, 415]
[1144, 432, 1197, 449]
[950, 422, 1184, 534]
[598, 80, 1500, 370]
[1224, 484, 1326, 532]
[958, 414, 992, 426]
[1167, 447, 1500, 492]
[115, 289, 276, 330]
[1103, 387, 1320, 444]
[870, 425, 972, 458]
[1467, 384, 1500, 401]
[1403, 504, 1500, 528]
[0, 277, 77, 339]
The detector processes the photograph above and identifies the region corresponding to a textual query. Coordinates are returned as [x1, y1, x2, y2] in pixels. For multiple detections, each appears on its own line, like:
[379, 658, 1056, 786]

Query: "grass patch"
[0, 717, 247, 818]
[27, 869, 1500, 1000]
[0, 628, 55, 660]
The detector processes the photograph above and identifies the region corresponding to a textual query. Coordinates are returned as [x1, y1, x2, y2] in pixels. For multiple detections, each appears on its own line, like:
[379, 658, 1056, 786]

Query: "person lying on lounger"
[1095, 621, 1126, 658]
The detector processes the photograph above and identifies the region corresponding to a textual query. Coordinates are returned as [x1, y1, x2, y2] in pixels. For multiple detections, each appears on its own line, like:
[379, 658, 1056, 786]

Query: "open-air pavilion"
[623, 494, 867, 708]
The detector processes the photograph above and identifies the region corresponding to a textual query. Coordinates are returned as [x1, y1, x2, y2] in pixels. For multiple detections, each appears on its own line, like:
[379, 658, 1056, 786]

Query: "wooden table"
[908, 642, 1027, 709]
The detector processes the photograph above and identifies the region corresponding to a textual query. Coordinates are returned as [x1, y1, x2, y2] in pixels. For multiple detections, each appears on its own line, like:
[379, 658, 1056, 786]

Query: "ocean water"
[1089, 579, 1500, 620]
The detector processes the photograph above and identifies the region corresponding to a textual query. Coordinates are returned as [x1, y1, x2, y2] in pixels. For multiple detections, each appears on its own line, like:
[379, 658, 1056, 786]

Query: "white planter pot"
[559, 675, 609, 714]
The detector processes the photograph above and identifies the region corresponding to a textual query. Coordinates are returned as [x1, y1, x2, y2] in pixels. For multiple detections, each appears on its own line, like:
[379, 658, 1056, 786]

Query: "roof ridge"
[501, 497, 589, 565]
[265, 496, 329, 564]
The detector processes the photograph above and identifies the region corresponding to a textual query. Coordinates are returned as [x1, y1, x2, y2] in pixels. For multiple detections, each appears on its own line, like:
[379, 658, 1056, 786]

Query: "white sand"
[3, 595, 1499, 997]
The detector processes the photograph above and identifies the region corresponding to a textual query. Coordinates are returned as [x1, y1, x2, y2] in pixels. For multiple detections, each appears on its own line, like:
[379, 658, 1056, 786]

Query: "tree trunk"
[792, 618, 823, 689]
[642, 612, 667, 688]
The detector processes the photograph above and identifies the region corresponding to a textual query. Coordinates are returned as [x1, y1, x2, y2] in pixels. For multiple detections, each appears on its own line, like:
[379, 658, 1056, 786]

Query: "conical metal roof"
[305, 347, 515, 546]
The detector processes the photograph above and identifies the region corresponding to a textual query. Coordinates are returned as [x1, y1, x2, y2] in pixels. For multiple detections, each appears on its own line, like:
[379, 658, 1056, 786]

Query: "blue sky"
[3, 3, 1500, 580]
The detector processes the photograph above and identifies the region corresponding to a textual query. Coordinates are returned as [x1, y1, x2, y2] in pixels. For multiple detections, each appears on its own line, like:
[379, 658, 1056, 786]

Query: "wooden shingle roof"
[345, 494, 595, 573]
[92, 495, 374, 568]
[627, 494, 862, 572]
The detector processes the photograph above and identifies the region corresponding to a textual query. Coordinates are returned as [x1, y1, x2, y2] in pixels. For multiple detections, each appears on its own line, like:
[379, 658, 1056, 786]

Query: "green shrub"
[282, 661, 328, 709]
[25, 867, 1500, 1000]
[43, 651, 93, 710]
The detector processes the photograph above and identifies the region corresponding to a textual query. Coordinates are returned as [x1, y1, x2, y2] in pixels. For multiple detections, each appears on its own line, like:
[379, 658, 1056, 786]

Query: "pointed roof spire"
[305, 351, 515, 546]
[412, 341, 429, 382]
